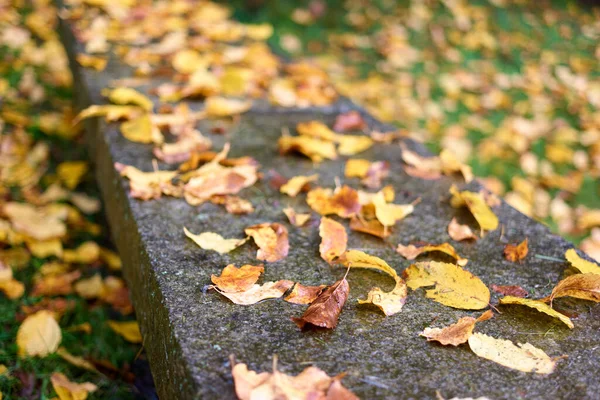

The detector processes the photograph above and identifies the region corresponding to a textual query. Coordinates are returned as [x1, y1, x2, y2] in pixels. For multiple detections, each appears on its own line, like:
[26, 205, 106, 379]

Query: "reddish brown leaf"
[333, 111, 366, 132]
[284, 283, 326, 304]
[349, 216, 390, 238]
[491, 284, 528, 298]
[318, 217, 348, 263]
[291, 274, 349, 330]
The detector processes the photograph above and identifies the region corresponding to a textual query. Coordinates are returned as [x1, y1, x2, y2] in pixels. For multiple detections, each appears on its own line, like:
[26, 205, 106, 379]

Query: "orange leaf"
[318, 217, 347, 263]
[504, 238, 528, 262]
[211, 264, 265, 293]
[245, 223, 289, 262]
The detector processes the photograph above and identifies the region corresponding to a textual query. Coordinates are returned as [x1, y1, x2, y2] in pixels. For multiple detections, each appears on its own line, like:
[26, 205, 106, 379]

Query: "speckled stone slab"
[58, 15, 600, 400]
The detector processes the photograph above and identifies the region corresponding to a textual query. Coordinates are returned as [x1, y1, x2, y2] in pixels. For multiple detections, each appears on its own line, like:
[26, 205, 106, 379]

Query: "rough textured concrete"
[59, 16, 600, 400]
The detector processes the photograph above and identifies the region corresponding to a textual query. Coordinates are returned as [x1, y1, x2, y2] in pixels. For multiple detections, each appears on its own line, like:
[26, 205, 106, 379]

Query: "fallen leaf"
[447, 218, 477, 241]
[31, 270, 81, 296]
[565, 248, 600, 275]
[296, 120, 337, 141]
[106, 87, 153, 111]
[215, 280, 294, 305]
[282, 207, 311, 227]
[449, 186, 499, 232]
[76, 54, 107, 71]
[336, 134, 373, 156]
[120, 114, 162, 144]
[210, 195, 254, 214]
[211, 264, 265, 293]
[51, 372, 98, 400]
[372, 191, 414, 227]
[245, 223, 289, 262]
[73, 105, 141, 124]
[280, 174, 318, 197]
[499, 296, 573, 328]
[231, 356, 358, 400]
[333, 111, 366, 132]
[545, 273, 600, 303]
[338, 250, 407, 315]
[56, 161, 88, 190]
[396, 243, 468, 266]
[504, 238, 528, 262]
[318, 217, 347, 263]
[349, 215, 390, 238]
[107, 321, 142, 344]
[292, 274, 349, 329]
[3, 202, 66, 241]
[56, 347, 97, 372]
[63, 241, 100, 264]
[278, 135, 337, 162]
[74, 274, 104, 299]
[284, 283, 326, 304]
[491, 284, 528, 298]
[404, 261, 490, 310]
[361, 161, 389, 189]
[205, 96, 252, 117]
[306, 186, 362, 218]
[16, 310, 61, 357]
[100, 248, 122, 271]
[420, 310, 493, 346]
[183, 227, 248, 254]
[0, 260, 25, 299]
[468, 333, 560, 374]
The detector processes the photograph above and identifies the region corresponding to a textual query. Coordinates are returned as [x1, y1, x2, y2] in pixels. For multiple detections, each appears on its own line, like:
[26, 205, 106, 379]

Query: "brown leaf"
[211, 264, 265, 293]
[546, 273, 600, 303]
[491, 284, 528, 298]
[319, 217, 348, 263]
[245, 223, 289, 262]
[349, 215, 390, 238]
[420, 310, 493, 346]
[447, 217, 477, 241]
[292, 274, 349, 330]
[504, 238, 528, 262]
[333, 111, 366, 132]
[284, 283, 326, 304]
[31, 270, 81, 297]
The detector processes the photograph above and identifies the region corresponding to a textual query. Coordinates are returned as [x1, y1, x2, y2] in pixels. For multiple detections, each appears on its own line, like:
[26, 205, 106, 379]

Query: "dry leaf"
[76, 54, 107, 71]
[284, 283, 326, 304]
[231, 356, 358, 400]
[245, 223, 289, 262]
[73, 105, 141, 124]
[449, 186, 499, 232]
[318, 217, 347, 263]
[292, 274, 349, 329]
[183, 228, 248, 254]
[349, 215, 390, 238]
[205, 96, 252, 117]
[306, 186, 362, 218]
[491, 285, 528, 298]
[565, 248, 600, 275]
[211, 195, 254, 215]
[280, 174, 318, 197]
[107, 87, 153, 111]
[404, 261, 490, 310]
[545, 273, 600, 303]
[215, 280, 294, 305]
[56, 347, 97, 372]
[74, 274, 104, 299]
[396, 243, 468, 266]
[120, 114, 162, 144]
[31, 270, 81, 297]
[499, 296, 573, 328]
[56, 161, 88, 190]
[51, 372, 98, 400]
[345, 159, 371, 178]
[16, 310, 62, 357]
[107, 320, 142, 343]
[3, 202, 66, 241]
[282, 207, 310, 227]
[420, 310, 493, 346]
[448, 218, 477, 241]
[63, 241, 100, 264]
[278, 136, 337, 162]
[338, 250, 407, 315]
[334, 111, 366, 132]
[336, 134, 373, 156]
[504, 238, 528, 262]
[468, 333, 559, 374]
[372, 191, 414, 227]
[0, 260, 25, 299]
[211, 264, 265, 293]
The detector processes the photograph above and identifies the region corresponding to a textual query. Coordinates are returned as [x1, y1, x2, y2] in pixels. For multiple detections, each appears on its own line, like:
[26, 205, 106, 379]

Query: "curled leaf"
[319, 217, 347, 263]
[468, 333, 560, 374]
[216, 280, 294, 305]
[245, 223, 289, 262]
[283, 207, 310, 227]
[284, 283, 326, 304]
[448, 217, 477, 241]
[278, 136, 337, 162]
[280, 174, 318, 197]
[106, 87, 153, 111]
[292, 275, 349, 329]
[396, 243, 468, 266]
[211, 264, 265, 293]
[349, 215, 390, 238]
[306, 186, 361, 218]
[499, 296, 573, 329]
[420, 310, 492, 346]
[449, 186, 498, 232]
[184, 228, 248, 254]
[504, 238, 528, 262]
[546, 273, 600, 303]
[404, 261, 490, 310]
[565, 248, 600, 275]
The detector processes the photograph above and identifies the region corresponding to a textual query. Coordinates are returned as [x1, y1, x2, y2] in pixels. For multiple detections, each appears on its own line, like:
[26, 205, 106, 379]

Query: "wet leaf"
[504, 238, 528, 262]
[215, 280, 294, 305]
[404, 261, 490, 310]
[449, 186, 498, 232]
[447, 218, 477, 241]
[396, 243, 468, 266]
[183, 227, 248, 254]
[107, 321, 142, 343]
[282, 207, 311, 227]
[318, 217, 347, 263]
[420, 310, 493, 346]
[292, 274, 349, 329]
[499, 296, 573, 328]
[565, 248, 600, 275]
[211, 264, 265, 293]
[16, 310, 61, 357]
[280, 174, 318, 197]
[545, 273, 600, 303]
[51, 372, 98, 400]
[284, 283, 326, 304]
[468, 333, 560, 374]
[245, 223, 289, 262]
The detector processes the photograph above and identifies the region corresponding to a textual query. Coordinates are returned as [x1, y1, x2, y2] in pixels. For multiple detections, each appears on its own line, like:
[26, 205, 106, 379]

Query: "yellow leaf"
[278, 136, 337, 162]
[335, 134, 373, 156]
[565, 248, 600, 275]
[76, 54, 107, 71]
[26, 239, 63, 258]
[63, 242, 100, 264]
[345, 159, 371, 178]
[74, 274, 104, 299]
[396, 243, 468, 266]
[503, 238, 528, 262]
[107, 320, 142, 343]
[16, 310, 62, 357]
[204, 96, 252, 117]
[57, 161, 88, 190]
[450, 186, 498, 232]
[172, 49, 205, 74]
[100, 248, 122, 271]
[547, 273, 600, 303]
[296, 121, 337, 141]
[56, 347, 98, 372]
[338, 250, 407, 315]
[120, 114, 162, 144]
[447, 217, 478, 241]
[280, 174, 319, 197]
[211, 264, 264, 293]
[215, 280, 294, 305]
[405, 261, 490, 310]
[499, 296, 573, 328]
[51, 372, 98, 400]
[372, 192, 414, 227]
[468, 333, 559, 374]
[106, 87, 153, 111]
[73, 105, 140, 124]
[282, 207, 311, 227]
[183, 228, 248, 254]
